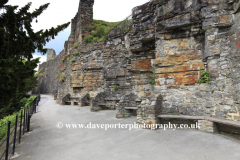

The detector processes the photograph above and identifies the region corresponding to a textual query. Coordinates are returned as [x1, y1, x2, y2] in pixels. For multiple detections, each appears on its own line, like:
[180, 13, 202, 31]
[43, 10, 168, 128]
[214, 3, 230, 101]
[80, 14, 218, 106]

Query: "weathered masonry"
[34, 0, 240, 133]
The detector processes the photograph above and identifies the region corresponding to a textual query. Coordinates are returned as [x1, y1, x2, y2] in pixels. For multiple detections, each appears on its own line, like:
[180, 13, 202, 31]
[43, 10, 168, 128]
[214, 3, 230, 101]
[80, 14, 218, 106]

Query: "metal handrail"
[0, 93, 41, 160]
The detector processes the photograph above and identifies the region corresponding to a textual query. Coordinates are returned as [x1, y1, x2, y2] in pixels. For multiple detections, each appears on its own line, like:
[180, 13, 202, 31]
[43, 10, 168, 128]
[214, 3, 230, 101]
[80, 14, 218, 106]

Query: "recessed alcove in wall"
[73, 87, 84, 93]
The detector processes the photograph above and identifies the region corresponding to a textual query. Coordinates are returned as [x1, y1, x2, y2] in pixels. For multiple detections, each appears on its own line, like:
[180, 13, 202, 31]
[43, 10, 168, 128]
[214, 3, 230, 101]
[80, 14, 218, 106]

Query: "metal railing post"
[35, 97, 37, 112]
[27, 114, 32, 132]
[26, 107, 28, 131]
[12, 115, 18, 154]
[5, 121, 11, 160]
[23, 107, 26, 135]
[19, 110, 23, 143]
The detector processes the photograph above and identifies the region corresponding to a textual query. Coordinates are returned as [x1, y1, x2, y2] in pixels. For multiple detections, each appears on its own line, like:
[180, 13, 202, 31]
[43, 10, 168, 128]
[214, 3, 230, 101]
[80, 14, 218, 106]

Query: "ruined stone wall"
[33, 49, 65, 94]
[46, 49, 56, 61]
[69, 0, 94, 44]
[35, 0, 240, 123]
[150, 0, 240, 121]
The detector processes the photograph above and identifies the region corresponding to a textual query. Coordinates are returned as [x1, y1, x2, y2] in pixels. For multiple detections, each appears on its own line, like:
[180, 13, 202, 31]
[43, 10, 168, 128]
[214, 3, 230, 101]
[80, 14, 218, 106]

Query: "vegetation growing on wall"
[73, 50, 79, 56]
[83, 19, 132, 44]
[70, 58, 76, 62]
[56, 63, 66, 79]
[60, 54, 67, 61]
[35, 67, 48, 77]
[60, 75, 67, 83]
[149, 71, 155, 85]
[113, 85, 119, 90]
[35, 67, 44, 76]
[196, 68, 210, 84]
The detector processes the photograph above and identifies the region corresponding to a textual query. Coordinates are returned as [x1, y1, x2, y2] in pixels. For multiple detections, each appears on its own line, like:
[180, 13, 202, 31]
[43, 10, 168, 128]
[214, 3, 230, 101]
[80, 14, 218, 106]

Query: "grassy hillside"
[83, 19, 132, 43]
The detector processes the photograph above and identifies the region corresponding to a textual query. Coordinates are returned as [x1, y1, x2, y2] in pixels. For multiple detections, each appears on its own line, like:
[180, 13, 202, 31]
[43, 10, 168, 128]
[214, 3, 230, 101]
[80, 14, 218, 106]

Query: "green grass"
[70, 58, 76, 62]
[93, 37, 99, 43]
[172, 113, 180, 115]
[206, 26, 212, 30]
[84, 35, 93, 43]
[210, 40, 215, 44]
[73, 43, 78, 49]
[73, 51, 79, 56]
[83, 19, 132, 44]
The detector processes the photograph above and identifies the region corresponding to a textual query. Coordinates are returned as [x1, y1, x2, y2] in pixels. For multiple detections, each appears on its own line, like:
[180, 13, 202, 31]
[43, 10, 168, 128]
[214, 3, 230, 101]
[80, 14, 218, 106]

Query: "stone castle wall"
[35, 0, 240, 123]
[33, 49, 66, 94]
[46, 49, 56, 61]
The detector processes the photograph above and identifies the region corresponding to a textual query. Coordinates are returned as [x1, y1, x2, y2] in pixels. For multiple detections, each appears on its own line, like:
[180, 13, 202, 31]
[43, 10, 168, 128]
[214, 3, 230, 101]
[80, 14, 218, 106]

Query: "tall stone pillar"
[69, 0, 94, 43]
[46, 49, 56, 61]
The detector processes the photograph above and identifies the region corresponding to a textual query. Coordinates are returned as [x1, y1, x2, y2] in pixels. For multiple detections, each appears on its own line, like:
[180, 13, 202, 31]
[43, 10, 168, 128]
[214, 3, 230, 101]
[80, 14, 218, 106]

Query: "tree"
[0, 0, 70, 118]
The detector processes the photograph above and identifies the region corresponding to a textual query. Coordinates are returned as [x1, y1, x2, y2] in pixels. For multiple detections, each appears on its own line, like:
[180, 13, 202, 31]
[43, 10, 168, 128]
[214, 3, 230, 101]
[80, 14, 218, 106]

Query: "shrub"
[196, 68, 210, 84]
[97, 37, 105, 43]
[150, 71, 155, 79]
[61, 55, 67, 61]
[93, 37, 99, 43]
[149, 71, 155, 85]
[91, 30, 98, 37]
[70, 58, 76, 62]
[73, 51, 79, 56]
[73, 43, 78, 49]
[84, 35, 93, 43]
[60, 75, 67, 83]
[113, 85, 119, 90]
[88, 25, 95, 32]
[96, 26, 105, 37]
[149, 80, 155, 85]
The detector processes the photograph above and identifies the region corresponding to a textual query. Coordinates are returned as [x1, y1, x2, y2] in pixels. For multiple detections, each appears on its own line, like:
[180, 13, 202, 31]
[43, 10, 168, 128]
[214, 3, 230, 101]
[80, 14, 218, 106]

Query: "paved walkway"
[13, 95, 240, 160]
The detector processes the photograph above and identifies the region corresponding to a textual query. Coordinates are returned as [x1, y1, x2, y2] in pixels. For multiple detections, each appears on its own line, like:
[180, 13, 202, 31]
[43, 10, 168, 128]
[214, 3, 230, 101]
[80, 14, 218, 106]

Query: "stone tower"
[46, 49, 56, 61]
[69, 0, 94, 43]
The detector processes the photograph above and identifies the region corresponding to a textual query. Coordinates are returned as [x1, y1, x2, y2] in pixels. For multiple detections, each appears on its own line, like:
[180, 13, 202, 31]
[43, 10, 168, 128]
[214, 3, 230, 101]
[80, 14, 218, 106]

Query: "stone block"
[155, 71, 199, 85]
[234, 1, 240, 13]
[156, 63, 204, 74]
[197, 84, 210, 91]
[157, 13, 192, 30]
[131, 59, 153, 71]
[198, 120, 218, 133]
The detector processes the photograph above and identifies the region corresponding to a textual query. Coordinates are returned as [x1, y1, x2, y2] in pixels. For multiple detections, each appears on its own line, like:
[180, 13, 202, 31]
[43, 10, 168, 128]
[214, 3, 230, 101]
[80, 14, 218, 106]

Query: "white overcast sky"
[6, 0, 148, 66]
